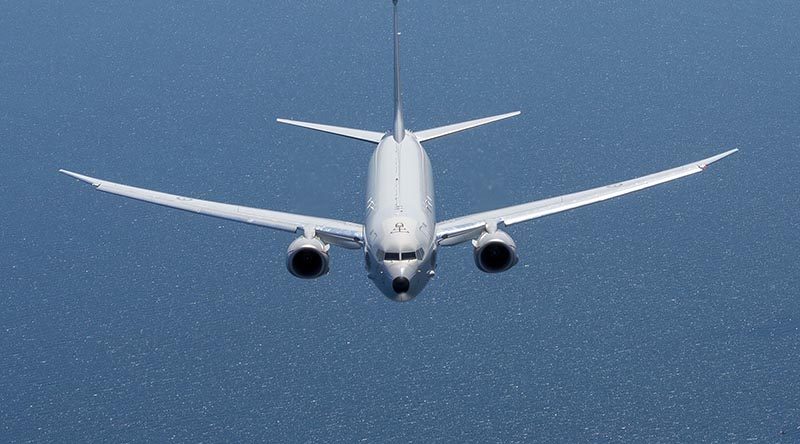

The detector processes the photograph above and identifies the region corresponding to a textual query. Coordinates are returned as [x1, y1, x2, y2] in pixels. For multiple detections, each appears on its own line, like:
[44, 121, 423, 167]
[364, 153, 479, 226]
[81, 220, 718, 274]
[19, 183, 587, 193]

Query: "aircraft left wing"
[59, 170, 364, 249]
[435, 149, 738, 246]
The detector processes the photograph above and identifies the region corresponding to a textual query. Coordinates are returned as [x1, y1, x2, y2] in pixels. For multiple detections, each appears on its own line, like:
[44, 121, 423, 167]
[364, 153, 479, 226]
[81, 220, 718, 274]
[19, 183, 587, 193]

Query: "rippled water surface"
[2, 1, 798, 442]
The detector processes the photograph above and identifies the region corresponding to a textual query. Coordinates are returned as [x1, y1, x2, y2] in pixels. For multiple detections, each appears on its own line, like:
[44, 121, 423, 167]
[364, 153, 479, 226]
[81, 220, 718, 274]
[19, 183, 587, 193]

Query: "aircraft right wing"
[435, 149, 738, 246]
[59, 170, 364, 249]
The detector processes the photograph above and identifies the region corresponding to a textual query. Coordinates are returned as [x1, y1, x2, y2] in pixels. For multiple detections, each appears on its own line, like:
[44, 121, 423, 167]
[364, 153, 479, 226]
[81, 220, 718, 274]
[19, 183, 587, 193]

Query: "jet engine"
[473, 230, 519, 273]
[286, 236, 330, 279]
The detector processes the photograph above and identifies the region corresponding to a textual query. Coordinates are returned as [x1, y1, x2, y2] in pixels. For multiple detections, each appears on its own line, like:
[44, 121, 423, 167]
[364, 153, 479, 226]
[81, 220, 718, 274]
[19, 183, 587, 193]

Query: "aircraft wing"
[435, 149, 738, 246]
[59, 170, 364, 249]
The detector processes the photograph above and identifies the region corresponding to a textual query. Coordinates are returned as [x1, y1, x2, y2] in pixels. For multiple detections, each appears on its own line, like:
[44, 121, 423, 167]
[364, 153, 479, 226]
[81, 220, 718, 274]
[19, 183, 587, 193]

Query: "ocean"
[2, 1, 798, 442]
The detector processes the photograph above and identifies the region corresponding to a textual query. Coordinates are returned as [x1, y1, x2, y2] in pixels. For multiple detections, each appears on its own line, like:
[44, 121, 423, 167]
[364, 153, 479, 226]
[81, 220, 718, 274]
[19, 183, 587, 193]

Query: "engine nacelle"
[473, 230, 519, 273]
[286, 236, 330, 279]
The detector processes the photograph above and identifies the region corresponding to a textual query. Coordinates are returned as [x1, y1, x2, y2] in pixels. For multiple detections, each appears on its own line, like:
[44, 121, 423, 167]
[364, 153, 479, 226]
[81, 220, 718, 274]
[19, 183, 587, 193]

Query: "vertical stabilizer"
[392, 0, 405, 143]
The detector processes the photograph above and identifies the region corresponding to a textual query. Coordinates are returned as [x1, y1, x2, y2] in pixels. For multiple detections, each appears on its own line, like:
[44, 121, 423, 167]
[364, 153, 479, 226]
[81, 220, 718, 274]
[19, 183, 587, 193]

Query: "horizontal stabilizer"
[277, 118, 385, 144]
[414, 111, 521, 142]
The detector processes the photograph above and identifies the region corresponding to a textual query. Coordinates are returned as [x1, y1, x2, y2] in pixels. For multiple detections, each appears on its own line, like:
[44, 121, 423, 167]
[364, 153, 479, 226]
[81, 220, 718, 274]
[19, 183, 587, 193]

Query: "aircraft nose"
[392, 276, 410, 294]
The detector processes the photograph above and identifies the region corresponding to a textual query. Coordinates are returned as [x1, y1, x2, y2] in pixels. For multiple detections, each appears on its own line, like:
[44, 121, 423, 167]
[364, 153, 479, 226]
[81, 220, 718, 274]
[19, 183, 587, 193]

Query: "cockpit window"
[383, 251, 420, 261]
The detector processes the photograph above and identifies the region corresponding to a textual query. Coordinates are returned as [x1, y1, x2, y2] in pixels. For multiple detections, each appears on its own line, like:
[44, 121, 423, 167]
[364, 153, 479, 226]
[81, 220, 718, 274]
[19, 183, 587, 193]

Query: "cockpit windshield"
[383, 251, 420, 261]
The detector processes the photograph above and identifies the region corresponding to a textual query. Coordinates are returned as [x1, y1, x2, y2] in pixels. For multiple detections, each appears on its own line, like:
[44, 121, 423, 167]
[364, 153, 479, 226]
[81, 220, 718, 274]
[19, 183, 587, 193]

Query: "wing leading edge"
[59, 170, 364, 249]
[435, 149, 738, 246]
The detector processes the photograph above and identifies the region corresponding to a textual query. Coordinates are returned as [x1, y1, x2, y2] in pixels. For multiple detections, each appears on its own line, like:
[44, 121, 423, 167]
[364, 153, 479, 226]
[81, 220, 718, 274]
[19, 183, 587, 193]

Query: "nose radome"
[392, 276, 410, 294]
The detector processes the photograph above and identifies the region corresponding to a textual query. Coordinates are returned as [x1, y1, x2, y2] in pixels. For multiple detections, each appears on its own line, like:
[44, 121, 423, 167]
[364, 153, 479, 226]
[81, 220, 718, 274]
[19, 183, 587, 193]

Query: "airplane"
[59, 0, 737, 302]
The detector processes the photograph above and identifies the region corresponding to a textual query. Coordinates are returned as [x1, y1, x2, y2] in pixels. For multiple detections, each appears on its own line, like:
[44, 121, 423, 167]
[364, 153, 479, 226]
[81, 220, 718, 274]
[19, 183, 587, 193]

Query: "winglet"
[59, 169, 101, 187]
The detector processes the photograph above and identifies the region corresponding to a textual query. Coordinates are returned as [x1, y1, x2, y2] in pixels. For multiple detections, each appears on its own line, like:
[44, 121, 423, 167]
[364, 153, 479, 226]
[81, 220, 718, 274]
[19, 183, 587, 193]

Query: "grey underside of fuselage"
[365, 133, 436, 296]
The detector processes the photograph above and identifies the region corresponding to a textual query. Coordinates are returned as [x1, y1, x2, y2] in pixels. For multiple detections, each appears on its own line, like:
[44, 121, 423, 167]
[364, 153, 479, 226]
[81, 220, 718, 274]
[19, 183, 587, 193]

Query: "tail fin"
[392, 0, 405, 143]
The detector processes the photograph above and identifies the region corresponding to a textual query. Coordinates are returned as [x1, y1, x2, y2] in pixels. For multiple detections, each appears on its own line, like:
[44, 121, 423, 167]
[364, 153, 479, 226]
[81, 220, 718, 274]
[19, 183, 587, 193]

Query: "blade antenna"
[392, 0, 405, 143]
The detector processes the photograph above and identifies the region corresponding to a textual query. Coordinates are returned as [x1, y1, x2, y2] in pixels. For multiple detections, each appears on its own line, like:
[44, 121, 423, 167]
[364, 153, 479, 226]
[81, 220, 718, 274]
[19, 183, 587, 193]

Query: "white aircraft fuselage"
[365, 133, 436, 301]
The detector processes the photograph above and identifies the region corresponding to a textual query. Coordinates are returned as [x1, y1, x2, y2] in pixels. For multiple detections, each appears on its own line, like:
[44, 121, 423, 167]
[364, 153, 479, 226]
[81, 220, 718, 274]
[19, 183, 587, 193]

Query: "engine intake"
[286, 236, 330, 279]
[473, 230, 518, 273]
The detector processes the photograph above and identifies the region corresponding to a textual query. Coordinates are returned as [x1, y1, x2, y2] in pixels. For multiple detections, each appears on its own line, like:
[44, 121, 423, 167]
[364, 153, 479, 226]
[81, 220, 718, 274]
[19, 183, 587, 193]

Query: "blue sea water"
[2, 0, 799, 442]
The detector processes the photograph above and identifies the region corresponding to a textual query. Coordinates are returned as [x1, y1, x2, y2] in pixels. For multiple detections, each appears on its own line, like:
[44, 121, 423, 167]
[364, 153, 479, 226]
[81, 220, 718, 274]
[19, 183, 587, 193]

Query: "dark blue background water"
[2, 1, 798, 442]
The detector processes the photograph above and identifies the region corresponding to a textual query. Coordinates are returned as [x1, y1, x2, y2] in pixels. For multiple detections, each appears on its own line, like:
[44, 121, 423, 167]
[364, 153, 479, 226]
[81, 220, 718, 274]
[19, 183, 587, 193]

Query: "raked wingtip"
[697, 149, 739, 171]
[59, 169, 101, 187]
[713, 148, 740, 162]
